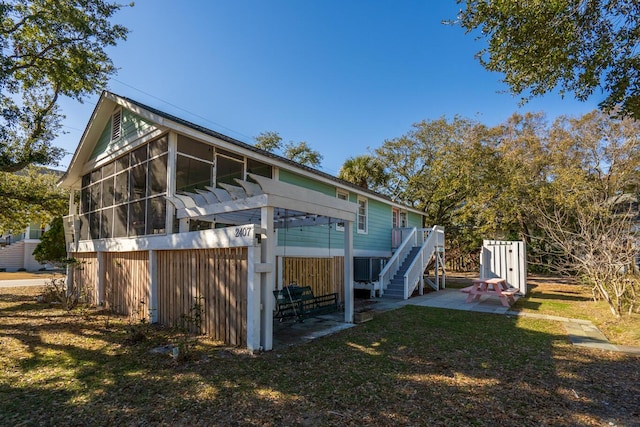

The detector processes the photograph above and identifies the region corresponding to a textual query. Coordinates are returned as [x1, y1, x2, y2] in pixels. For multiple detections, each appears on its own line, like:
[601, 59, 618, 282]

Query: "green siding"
[90, 109, 157, 160]
[92, 119, 113, 160]
[353, 197, 391, 252]
[408, 211, 423, 228]
[278, 169, 336, 196]
[276, 193, 395, 253]
[274, 168, 425, 253]
[278, 223, 345, 250]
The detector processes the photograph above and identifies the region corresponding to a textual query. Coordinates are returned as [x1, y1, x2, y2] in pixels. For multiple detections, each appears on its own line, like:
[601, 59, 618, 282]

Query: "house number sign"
[235, 227, 252, 237]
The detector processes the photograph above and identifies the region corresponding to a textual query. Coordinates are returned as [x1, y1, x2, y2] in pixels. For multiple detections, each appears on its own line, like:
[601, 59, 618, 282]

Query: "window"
[336, 190, 349, 231]
[357, 197, 368, 233]
[111, 109, 122, 141]
[400, 211, 408, 228]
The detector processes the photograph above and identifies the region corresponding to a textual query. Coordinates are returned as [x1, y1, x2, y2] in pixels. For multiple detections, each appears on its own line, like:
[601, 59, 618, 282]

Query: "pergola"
[166, 174, 358, 351]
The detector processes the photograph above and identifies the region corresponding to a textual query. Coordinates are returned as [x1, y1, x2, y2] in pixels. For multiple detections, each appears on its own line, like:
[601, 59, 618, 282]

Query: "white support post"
[246, 246, 262, 351]
[68, 189, 77, 216]
[149, 250, 158, 323]
[435, 250, 440, 290]
[166, 132, 177, 233]
[343, 221, 354, 323]
[260, 206, 275, 351]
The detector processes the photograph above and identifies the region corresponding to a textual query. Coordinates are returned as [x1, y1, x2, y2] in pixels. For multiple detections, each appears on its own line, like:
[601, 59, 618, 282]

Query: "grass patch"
[446, 273, 640, 347]
[1, 285, 638, 426]
[511, 275, 640, 347]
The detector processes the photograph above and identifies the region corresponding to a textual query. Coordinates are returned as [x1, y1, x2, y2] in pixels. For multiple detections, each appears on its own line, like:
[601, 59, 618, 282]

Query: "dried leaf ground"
[1, 281, 639, 426]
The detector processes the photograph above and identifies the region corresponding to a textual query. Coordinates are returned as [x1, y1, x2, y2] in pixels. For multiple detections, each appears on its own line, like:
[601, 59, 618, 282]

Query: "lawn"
[1, 284, 638, 426]
[446, 272, 640, 348]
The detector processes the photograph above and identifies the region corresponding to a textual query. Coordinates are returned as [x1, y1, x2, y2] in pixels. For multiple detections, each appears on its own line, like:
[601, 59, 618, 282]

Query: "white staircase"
[379, 226, 445, 299]
[0, 241, 27, 271]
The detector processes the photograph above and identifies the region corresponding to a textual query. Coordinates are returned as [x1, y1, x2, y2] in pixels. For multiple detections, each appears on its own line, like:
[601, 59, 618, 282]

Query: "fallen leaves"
[1, 285, 639, 426]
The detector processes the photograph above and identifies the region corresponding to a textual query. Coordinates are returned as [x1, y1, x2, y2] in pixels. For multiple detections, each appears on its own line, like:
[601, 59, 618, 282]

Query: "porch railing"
[379, 227, 418, 296]
[402, 226, 444, 298]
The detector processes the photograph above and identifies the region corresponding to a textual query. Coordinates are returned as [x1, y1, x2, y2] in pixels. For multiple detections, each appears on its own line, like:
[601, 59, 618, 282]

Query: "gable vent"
[111, 110, 122, 141]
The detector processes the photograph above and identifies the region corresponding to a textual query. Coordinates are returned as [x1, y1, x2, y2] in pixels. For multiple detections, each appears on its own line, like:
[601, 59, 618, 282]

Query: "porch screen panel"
[216, 155, 243, 186]
[79, 135, 168, 241]
[175, 156, 212, 192]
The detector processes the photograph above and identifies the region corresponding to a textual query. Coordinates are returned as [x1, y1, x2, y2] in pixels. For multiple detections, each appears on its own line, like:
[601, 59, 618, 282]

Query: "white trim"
[166, 132, 177, 233]
[71, 225, 262, 252]
[274, 246, 391, 258]
[246, 246, 261, 351]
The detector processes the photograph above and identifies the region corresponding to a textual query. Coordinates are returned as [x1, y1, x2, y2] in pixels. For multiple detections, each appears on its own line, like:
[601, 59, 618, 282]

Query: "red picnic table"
[465, 277, 518, 307]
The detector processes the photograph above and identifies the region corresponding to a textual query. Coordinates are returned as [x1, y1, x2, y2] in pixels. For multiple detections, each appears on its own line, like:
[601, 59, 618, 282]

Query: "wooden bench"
[273, 284, 338, 322]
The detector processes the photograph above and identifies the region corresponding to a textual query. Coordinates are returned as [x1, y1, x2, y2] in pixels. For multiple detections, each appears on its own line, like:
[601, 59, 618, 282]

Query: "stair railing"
[402, 226, 443, 298]
[378, 227, 418, 296]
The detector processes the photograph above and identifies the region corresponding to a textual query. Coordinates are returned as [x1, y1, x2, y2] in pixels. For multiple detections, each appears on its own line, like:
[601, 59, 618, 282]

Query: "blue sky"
[56, 1, 601, 176]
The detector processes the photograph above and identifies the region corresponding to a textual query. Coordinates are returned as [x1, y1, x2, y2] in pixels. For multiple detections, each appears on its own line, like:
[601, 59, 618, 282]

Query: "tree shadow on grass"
[1, 297, 638, 426]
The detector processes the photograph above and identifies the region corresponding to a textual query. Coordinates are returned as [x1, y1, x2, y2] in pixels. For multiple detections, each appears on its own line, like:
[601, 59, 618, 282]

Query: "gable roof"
[59, 91, 424, 216]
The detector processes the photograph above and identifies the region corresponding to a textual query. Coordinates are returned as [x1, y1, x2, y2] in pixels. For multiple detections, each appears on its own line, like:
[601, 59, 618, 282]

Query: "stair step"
[382, 290, 404, 299]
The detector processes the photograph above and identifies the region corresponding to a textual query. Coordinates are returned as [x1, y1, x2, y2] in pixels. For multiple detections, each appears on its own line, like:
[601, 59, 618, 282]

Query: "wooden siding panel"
[70, 252, 99, 304]
[156, 248, 248, 346]
[282, 256, 345, 303]
[103, 251, 150, 318]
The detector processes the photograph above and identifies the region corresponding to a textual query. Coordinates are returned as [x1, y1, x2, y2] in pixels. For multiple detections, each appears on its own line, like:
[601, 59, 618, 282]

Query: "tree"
[456, 0, 640, 119]
[533, 111, 640, 316]
[254, 130, 282, 152]
[0, 0, 130, 172]
[338, 155, 388, 191]
[254, 131, 323, 168]
[32, 216, 67, 265]
[0, 167, 68, 235]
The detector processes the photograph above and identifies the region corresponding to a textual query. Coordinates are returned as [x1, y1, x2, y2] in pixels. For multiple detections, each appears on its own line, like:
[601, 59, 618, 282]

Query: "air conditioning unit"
[354, 257, 386, 282]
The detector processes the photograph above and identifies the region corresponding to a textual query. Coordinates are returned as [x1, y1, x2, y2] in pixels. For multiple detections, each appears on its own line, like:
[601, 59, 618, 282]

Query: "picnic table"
[465, 277, 518, 307]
